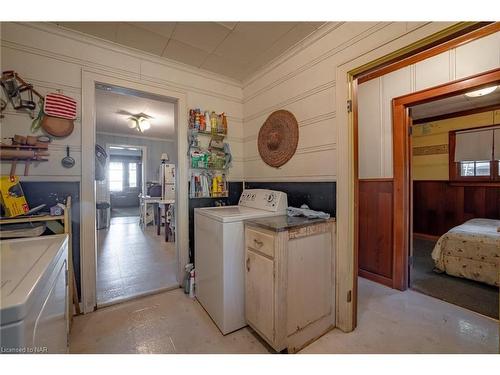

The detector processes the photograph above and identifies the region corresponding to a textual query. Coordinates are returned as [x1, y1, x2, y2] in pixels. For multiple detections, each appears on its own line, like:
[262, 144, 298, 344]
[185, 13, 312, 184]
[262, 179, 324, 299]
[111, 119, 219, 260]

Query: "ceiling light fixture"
[128, 114, 153, 133]
[139, 118, 151, 132]
[464, 85, 498, 98]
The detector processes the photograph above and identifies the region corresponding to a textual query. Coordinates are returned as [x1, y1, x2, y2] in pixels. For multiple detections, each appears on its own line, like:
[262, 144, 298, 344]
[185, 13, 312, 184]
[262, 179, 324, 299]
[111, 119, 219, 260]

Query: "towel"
[287, 204, 330, 219]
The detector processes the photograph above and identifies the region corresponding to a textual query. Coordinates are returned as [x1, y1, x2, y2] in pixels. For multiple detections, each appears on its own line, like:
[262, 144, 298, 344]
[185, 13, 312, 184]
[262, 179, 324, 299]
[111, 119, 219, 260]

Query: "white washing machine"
[195, 189, 287, 335]
[1, 234, 69, 354]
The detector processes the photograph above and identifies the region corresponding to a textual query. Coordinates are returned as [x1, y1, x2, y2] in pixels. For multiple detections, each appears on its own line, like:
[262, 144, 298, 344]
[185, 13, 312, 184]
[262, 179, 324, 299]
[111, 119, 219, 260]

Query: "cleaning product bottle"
[222, 112, 228, 134]
[212, 176, 218, 197]
[184, 263, 194, 294]
[210, 111, 217, 135]
[205, 111, 211, 132]
[194, 111, 200, 130]
[189, 269, 195, 298]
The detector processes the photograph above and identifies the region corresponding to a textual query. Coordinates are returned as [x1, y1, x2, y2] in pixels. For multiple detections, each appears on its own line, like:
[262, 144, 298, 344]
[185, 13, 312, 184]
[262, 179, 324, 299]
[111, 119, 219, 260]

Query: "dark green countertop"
[245, 215, 335, 232]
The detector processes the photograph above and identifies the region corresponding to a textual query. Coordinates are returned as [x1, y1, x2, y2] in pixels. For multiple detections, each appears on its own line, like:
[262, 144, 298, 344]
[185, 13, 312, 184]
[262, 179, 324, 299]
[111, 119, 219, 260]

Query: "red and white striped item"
[44, 93, 77, 120]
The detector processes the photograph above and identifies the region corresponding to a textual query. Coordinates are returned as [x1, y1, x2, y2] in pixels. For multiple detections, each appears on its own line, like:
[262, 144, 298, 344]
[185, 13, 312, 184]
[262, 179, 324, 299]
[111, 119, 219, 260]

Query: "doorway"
[93, 83, 179, 307]
[81, 71, 189, 314]
[391, 69, 500, 319]
[408, 91, 500, 319]
[81, 76, 187, 313]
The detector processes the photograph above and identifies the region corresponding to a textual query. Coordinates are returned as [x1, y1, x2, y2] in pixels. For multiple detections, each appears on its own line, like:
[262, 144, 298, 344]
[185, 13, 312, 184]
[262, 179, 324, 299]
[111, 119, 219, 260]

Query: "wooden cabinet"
[244, 219, 336, 353]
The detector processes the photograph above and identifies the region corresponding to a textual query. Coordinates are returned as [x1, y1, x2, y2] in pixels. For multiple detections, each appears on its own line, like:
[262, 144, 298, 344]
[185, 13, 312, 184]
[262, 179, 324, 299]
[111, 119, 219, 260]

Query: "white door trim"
[81, 69, 188, 313]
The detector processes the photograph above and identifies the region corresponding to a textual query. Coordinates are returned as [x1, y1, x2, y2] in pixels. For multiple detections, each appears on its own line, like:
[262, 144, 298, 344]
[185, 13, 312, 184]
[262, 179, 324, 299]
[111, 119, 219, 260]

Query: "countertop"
[245, 215, 335, 232]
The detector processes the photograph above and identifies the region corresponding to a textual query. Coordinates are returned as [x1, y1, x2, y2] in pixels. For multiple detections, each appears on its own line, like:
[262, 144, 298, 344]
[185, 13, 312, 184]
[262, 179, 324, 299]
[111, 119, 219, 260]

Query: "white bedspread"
[431, 218, 500, 287]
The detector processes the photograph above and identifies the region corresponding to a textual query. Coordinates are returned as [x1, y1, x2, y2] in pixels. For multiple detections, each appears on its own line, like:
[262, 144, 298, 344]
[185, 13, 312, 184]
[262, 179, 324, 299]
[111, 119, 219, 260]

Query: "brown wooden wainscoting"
[358, 179, 394, 286]
[413, 180, 500, 237]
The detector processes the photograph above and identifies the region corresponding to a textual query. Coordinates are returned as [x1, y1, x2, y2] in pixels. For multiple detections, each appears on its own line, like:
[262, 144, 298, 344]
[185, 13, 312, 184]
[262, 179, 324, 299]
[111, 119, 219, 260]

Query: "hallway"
[97, 215, 177, 306]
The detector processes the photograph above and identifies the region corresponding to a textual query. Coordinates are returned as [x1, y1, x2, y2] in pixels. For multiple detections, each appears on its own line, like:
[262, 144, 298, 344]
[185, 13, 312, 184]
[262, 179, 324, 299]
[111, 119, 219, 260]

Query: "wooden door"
[245, 248, 274, 342]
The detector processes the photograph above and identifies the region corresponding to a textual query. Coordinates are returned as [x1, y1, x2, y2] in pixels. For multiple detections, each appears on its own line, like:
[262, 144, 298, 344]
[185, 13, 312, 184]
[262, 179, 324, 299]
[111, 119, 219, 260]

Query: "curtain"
[494, 129, 500, 161]
[454, 129, 494, 162]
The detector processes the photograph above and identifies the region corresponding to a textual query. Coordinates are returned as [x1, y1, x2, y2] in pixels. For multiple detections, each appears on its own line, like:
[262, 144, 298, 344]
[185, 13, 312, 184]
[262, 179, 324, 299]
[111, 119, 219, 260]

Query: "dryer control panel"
[238, 189, 288, 212]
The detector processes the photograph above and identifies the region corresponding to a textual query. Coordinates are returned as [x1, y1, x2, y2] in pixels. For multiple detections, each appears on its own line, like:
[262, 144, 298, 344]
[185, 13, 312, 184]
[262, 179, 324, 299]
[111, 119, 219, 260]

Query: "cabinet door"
[245, 249, 274, 342]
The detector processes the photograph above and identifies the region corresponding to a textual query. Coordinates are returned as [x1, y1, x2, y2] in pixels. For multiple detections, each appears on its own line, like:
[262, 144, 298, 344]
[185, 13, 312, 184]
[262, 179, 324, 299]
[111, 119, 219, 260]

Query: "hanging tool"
[1, 71, 44, 119]
[61, 146, 75, 168]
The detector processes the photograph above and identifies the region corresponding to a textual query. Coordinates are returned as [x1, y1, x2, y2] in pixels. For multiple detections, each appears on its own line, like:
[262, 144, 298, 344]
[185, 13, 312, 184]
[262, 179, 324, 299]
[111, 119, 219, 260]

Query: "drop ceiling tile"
[216, 22, 238, 30]
[235, 22, 297, 47]
[163, 39, 210, 67]
[214, 22, 298, 65]
[258, 23, 323, 66]
[57, 22, 118, 42]
[116, 23, 168, 55]
[131, 22, 177, 38]
[213, 31, 265, 66]
[172, 22, 231, 53]
[201, 53, 248, 81]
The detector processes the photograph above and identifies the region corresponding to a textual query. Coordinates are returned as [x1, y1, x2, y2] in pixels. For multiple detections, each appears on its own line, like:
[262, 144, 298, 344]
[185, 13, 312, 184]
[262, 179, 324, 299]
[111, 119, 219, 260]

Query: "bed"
[431, 218, 500, 287]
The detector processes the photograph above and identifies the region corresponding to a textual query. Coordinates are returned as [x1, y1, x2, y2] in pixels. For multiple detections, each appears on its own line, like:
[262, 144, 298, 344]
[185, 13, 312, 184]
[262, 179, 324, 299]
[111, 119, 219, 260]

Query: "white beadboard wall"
[357, 31, 500, 179]
[2, 22, 496, 184]
[240, 22, 456, 182]
[0, 22, 245, 181]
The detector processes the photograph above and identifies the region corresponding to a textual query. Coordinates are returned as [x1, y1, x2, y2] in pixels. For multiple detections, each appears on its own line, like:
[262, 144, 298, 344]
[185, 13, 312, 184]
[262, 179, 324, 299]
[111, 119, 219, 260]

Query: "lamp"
[161, 153, 169, 163]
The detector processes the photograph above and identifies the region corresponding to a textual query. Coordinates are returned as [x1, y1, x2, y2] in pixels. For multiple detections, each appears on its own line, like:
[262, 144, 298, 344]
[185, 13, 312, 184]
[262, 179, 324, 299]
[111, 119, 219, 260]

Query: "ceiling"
[96, 84, 175, 139]
[55, 22, 325, 81]
[411, 86, 500, 121]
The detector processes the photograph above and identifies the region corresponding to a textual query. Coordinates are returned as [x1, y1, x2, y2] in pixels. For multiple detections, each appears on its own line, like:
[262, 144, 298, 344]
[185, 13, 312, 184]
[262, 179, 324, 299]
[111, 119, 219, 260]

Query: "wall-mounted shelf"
[188, 108, 231, 199]
[190, 129, 227, 137]
[191, 167, 228, 171]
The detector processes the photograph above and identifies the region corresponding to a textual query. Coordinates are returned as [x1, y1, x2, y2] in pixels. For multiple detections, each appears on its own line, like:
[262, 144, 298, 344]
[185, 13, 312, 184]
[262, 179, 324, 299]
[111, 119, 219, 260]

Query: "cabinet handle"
[246, 257, 250, 272]
[253, 238, 263, 247]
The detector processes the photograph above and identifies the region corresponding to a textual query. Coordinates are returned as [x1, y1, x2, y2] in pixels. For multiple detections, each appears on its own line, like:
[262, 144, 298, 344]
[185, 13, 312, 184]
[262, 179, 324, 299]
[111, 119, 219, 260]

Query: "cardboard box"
[0, 176, 29, 217]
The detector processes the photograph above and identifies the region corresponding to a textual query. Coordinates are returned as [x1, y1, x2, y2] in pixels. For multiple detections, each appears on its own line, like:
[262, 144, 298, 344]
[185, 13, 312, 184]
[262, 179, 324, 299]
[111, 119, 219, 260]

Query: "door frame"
[391, 68, 500, 290]
[81, 69, 189, 313]
[348, 22, 499, 298]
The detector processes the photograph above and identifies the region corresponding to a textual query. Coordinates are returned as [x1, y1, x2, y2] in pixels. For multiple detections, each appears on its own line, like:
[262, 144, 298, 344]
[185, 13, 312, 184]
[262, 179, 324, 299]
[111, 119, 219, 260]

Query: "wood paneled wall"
[413, 181, 500, 237]
[358, 180, 394, 287]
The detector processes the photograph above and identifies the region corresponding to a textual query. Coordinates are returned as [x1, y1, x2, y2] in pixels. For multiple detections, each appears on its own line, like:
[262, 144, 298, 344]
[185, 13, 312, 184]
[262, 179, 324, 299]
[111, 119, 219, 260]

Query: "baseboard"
[358, 269, 393, 288]
[413, 232, 440, 242]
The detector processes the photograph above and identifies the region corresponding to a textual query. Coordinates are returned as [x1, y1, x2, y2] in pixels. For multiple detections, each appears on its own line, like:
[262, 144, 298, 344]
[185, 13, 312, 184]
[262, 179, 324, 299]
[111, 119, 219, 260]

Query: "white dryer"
[194, 189, 287, 335]
[1, 234, 69, 354]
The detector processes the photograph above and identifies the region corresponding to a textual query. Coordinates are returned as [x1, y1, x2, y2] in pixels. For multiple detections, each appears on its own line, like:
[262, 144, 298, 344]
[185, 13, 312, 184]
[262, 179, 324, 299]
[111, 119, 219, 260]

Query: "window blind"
[454, 129, 494, 162]
[494, 129, 500, 160]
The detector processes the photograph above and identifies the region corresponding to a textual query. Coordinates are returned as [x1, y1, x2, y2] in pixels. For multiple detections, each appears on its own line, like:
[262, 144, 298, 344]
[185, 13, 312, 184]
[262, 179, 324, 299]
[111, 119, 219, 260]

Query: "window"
[450, 126, 500, 182]
[128, 163, 137, 188]
[109, 162, 124, 191]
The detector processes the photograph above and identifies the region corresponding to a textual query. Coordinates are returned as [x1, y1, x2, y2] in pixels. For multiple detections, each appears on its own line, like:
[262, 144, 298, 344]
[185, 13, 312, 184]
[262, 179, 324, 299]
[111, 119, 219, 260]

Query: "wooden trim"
[0, 214, 64, 224]
[392, 69, 500, 292]
[352, 78, 359, 329]
[413, 179, 500, 187]
[358, 270, 393, 288]
[413, 232, 440, 242]
[357, 22, 499, 84]
[394, 68, 500, 107]
[358, 178, 394, 182]
[413, 104, 500, 125]
[449, 181, 500, 187]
